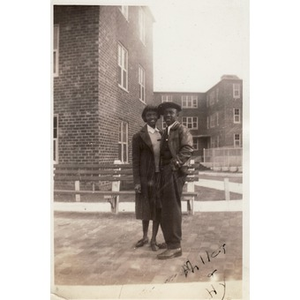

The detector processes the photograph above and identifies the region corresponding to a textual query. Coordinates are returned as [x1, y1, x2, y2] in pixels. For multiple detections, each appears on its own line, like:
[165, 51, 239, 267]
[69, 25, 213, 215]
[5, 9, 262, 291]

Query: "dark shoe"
[135, 238, 149, 247]
[157, 248, 182, 260]
[157, 242, 167, 249]
[150, 242, 159, 252]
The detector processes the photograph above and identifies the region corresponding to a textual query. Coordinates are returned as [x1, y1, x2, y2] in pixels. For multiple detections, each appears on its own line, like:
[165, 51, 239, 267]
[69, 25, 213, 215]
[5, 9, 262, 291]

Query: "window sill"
[118, 85, 129, 93]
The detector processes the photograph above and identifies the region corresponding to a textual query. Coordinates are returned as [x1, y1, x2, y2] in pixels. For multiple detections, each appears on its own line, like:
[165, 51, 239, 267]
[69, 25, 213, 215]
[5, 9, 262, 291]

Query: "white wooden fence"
[203, 147, 242, 171]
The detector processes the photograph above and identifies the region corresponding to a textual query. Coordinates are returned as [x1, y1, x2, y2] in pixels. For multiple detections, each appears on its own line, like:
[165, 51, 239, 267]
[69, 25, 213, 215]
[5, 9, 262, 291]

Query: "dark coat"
[162, 121, 194, 168]
[159, 121, 194, 248]
[132, 125, 161, 220]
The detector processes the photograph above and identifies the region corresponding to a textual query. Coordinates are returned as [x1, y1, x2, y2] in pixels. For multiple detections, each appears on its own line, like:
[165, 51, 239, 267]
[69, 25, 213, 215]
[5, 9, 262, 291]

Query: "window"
[211, 136, 220, 148]
[118, 43, 128, 91]
[234, 108, 241, 123]
[181, 95, 198, 108]
[216, 135, 220, 148]
[234, 134, 241, 147]
[209, 90, 215, 106]
[161, 95, 173, 102]
[207, 116, 209, 129]
[216, 88, 219, 102]
[53, 24, 59, 77]
[182, 117, 198, 129]
[193, 138, 198, 150]
[216, 112, 219, 126]
[233, 83, 241, 99]
[139, 65, 145, 103]
[211, 137, 215, 148]
[53, 115, 58, 164]
[118, 121, 129, 163]
[119, 6, 128, 20]
[139, 7, 146, 44]
[206, 94, 209, 107]
[210, 115, 215, 128]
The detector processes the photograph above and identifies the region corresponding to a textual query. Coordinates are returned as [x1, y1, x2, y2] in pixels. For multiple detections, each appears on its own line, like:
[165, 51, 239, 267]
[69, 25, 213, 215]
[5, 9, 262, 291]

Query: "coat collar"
[140, 125, 153, 151]
[165, 121, 180, 135]
[169, 121, 180, 131]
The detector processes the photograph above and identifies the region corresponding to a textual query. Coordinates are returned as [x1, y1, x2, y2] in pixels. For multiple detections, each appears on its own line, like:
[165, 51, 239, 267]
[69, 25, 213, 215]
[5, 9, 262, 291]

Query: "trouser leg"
[160, 165, 185, 249]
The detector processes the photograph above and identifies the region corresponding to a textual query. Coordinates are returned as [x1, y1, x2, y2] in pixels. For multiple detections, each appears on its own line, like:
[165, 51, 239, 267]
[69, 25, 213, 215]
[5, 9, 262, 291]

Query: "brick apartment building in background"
[53, 5, 155, 165]
[154, 75, 243, 160]
[53, 5, 243, 167]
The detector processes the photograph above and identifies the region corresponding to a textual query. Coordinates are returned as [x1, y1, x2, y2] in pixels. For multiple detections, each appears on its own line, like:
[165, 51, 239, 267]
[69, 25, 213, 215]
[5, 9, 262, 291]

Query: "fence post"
[224, 178, 230, 201]
[227, 149, 230, 168]
[112, 160, 122, 214]
[203, 148, 206, 163]
[75, 180, 81, 202]
[186, 159, 195, 215]
[212, 148, 215, 170]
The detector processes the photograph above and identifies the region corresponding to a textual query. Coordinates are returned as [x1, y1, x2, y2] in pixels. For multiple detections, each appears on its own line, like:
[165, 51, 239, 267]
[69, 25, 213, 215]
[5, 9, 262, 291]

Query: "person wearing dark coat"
[156, 102, 194, 260]
[132, 105, 166, 251]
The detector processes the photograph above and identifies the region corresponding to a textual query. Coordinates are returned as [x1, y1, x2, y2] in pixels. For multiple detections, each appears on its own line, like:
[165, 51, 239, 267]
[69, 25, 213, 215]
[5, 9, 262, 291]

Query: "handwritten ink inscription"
[165, 243, 228, 298]
[206, 280, 226, 300]
[182, 243, 226, 277]
[179, 243, 227, 299]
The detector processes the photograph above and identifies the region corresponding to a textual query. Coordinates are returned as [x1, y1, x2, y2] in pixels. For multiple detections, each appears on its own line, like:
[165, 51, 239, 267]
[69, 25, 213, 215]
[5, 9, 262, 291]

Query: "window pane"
[118, 66, 122, 85]
[53, 140, 56, 161]
[53, 115, 57, 128]
[54, 25, 58, 49]
[118, 45, 121, 65]
[118, 144, 122, 160]
[124, 51, 128, 70]
[122, 122, 127, 138]
[121, 49, 125, 67]
[123, 144, 127, 162]
[122, 127, 126, 143]
[118, 123, 122, 142]
[53, 52, 57, 74]
[123, 70, 126, 88]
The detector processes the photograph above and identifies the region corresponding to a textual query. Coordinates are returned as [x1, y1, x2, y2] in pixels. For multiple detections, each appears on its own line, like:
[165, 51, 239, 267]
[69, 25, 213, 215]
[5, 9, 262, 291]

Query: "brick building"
[53, 6, 243, 167]
[53, 5, 155, 165]
[154, 75, 243, 160]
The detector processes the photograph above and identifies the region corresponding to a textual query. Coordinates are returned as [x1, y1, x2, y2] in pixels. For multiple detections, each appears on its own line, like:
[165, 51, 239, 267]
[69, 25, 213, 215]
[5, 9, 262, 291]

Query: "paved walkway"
[52, 210, 243, 299]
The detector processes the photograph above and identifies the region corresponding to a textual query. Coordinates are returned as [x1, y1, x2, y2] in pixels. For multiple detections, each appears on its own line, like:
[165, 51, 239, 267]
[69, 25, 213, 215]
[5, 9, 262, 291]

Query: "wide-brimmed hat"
[157, 102, 182, 115]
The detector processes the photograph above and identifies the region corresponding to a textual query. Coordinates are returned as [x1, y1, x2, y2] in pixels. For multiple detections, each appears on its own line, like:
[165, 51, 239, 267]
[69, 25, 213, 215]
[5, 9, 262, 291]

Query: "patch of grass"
[194, 185, 242, 201]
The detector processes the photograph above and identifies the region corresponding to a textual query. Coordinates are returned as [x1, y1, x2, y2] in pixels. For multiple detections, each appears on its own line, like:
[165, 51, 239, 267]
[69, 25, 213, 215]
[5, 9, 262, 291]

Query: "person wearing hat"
[132, 105, 167, 251]
[156, 102, 194, 259]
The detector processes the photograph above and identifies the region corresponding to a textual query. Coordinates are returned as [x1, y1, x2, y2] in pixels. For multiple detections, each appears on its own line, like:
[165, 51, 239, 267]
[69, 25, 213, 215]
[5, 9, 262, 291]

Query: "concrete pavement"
[52, 210, 244, 299]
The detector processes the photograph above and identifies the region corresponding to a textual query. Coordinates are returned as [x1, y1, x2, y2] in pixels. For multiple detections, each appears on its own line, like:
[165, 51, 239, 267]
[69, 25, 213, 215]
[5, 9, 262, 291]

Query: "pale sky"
[150, 0, 248, 92]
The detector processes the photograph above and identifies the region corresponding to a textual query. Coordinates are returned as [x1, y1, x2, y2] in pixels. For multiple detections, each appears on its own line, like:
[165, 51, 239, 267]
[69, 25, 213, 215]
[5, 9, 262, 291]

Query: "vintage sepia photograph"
[51, 0, 249, 299]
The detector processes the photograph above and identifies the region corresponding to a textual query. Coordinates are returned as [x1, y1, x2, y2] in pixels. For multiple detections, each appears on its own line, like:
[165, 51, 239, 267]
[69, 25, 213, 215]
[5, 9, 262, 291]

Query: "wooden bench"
[53, 163, 198, 215]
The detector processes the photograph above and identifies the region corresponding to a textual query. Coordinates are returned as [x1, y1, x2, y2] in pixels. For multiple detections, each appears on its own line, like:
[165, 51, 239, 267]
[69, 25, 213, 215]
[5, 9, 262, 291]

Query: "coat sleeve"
[175, 125, 194, 166]
[132, 133, 141, 185]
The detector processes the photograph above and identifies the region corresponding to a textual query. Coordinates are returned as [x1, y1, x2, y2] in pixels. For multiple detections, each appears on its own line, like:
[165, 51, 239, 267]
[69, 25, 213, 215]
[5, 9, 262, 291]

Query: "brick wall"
[206, 79, 243, 148]
[53, 6, 155, 165]
[54, 6, 100, 164]
[154, 78, 243, 154]
[221, 80, 243, 147]
[97, 6, 155, 164]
